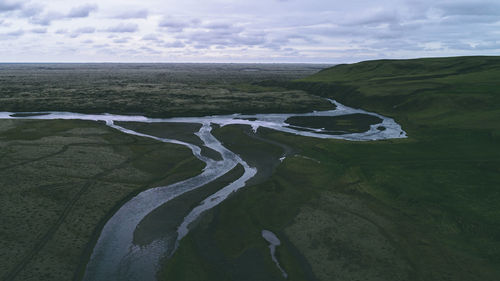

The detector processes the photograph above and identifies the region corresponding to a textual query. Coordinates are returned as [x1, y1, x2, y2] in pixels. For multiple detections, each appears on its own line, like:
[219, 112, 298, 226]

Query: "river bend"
[0, 100, 406, 280]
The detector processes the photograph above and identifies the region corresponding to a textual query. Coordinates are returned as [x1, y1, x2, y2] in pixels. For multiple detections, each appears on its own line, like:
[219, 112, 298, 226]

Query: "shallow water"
[262, 230, 288, 278]
[0, 100, 406, 281]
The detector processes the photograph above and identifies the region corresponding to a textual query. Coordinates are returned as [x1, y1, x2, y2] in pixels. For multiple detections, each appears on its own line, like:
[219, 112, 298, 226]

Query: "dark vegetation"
[293, 56, 500, 130]
[0, 63, 333, 117]
[160, 56, 500, 281]
[2, 58, 500, 281]
[284, 114, 382, 134]
[0, 63, 329, 281]
[161, 126, 416, 281]
[295, 57, 500, 272]
[115, 121, 223, 161]
[0, 119, 204, 281]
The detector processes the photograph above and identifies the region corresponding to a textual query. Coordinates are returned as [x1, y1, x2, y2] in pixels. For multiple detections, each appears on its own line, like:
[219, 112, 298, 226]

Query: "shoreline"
[0, 99, 406, 280]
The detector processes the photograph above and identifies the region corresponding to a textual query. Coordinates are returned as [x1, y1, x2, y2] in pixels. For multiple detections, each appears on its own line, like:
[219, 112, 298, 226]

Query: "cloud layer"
[0, 0, 498, 62]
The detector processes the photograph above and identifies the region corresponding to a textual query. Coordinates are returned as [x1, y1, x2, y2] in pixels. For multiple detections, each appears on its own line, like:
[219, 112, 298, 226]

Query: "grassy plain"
[0, 63, 330, 281]
[0, 63, 332, 117]
[160, 56, 500, 281]
[285, 114, 383, 134]
[0, 119, 204, 281]
[2, 58, 499, 281]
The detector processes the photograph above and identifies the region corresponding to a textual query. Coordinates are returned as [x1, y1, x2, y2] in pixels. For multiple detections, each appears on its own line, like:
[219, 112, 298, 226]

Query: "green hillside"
[162, 57, 500, 281]
[298, 56, 500, 132]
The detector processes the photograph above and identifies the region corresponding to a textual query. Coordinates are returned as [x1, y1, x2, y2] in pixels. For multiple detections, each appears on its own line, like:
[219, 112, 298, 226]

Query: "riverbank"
[3, 56, 498, 281]
[159, 56, 500, 281]
[0, 119, 204, 281]
[1, 99, 403, 281]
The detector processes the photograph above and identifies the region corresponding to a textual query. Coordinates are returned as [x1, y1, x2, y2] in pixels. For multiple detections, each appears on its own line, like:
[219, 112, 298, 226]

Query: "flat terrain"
[0, 63, 333, 117]
[0, 63, 332, 281]
[1, 58, 499, 281]
[0, 119, 204, 281]
[158, 56, 500, 281]
[285, 114, 383, 134]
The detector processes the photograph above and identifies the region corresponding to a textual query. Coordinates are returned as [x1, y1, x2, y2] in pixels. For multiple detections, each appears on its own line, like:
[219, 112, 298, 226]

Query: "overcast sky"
[0, 0, 499, 63]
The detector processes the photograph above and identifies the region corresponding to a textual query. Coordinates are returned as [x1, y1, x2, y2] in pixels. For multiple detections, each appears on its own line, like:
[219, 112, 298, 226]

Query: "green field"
[295, 56, 500, 131]
[0, 63, 332, 117]
[160, 57, 500, 281]
[0, 119, 204, 281]
[1, 58, 499, 281]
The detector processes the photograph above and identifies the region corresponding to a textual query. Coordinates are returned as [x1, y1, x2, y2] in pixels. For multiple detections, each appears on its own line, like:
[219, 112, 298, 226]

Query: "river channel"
[0, 100, 406, 280]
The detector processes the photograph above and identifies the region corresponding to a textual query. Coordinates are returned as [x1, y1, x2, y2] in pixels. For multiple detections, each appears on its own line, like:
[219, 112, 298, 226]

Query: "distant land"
[1, 56, 499, 281]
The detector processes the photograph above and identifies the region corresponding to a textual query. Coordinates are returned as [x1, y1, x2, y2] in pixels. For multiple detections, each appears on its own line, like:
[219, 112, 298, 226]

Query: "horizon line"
[0, 55, 496, 65]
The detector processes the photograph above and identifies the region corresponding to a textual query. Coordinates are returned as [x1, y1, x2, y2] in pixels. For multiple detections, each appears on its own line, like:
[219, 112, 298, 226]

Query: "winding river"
[0, 100, 406, 280]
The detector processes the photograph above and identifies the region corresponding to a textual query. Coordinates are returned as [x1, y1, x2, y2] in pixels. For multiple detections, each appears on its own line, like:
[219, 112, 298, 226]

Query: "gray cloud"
[30, 12, 64, 26]
[31, 27, 47, 34]
[0, 1, 22, 12]
[19, 3, 43, 17]
[113, 9, 148, 19]
[75, 27, 96, 33]
[113, 37, 129, 43]
[162, 41, 185, 48]
[142, 34, 163, 43]
[179, 28, 266, 49]
[268, 33, 318, 48]
[203, 22, 233, 30]
[23, 4, 97, 26]
[139, 46, 161, 54]
[142, 34, 157, 40]
[474, 41, 500, 50]
[440, 14, 500, 24]
[158, 18, 193, 32]
[0, 0, 498, 62]
[174, 21, 251, 47]
[93, 43, 110, 48]
[346, 10, 400, 26]
[105, 23, 139, 33]
[437, 1, 500, 16]
[69, 26, 96, 38]
[444, 40, 500, 51]
[67, 4, 98, 18]
[365, 39, 424, 51]
[6, 29, 24, 36]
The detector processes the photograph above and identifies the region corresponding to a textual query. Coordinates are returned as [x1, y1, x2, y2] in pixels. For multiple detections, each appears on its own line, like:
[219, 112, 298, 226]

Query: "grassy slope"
[0, 120, 204, 281]
[160, 56, 500, 281]
[296, 56, 500, 258]
[297, 56, 500, 131]
[293, 56, 500, 278]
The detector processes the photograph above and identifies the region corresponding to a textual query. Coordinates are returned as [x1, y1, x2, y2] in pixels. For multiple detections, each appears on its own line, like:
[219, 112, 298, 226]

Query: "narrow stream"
[0, 100, 406, 281]
[262, 230, 288, 278]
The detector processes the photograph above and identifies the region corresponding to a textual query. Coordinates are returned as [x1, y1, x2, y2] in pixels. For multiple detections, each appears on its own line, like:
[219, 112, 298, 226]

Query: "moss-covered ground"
[0, 64, 333, 117]
[159, 56, 500, 281]
[2, 57, 500, 281]
[0, 119, 204, 281]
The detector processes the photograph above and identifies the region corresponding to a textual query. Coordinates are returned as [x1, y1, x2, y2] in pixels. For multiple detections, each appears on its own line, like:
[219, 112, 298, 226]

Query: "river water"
[0, 100, 406, 280]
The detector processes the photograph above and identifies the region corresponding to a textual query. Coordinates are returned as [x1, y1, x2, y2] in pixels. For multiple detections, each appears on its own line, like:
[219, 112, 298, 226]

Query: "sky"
[0, 0, 499, 63]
